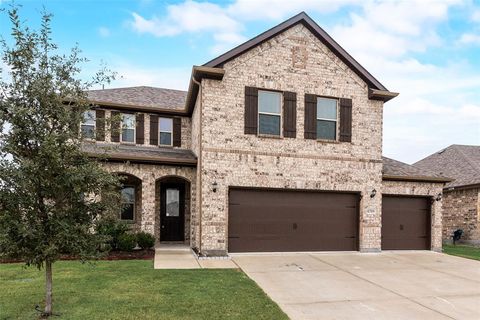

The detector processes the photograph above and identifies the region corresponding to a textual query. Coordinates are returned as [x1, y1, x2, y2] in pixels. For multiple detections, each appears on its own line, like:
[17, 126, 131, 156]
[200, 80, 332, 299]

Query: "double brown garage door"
[228, 189, 432, 253]
[228, 189, 359, 252]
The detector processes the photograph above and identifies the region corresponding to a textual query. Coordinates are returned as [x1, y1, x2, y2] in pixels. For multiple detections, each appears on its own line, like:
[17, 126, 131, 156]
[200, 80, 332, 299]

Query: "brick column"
[141, 173, 156, 236]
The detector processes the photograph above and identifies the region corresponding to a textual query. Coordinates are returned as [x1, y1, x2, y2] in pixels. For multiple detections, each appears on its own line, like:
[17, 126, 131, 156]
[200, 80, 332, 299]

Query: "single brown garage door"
[382, 196, 431, 250]
[228, 188, 359, 253]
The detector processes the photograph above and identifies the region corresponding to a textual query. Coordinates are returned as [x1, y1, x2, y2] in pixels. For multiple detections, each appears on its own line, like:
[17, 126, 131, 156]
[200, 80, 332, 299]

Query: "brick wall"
[442, 188, 480, 242]
[197, 24, 385, 255]
[101, 162, 198, 246]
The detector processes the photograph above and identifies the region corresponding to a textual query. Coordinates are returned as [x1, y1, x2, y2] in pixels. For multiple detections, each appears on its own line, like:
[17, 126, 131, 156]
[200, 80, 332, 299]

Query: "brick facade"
[442, 188, 480, 242]
[90, 22, 445, 255]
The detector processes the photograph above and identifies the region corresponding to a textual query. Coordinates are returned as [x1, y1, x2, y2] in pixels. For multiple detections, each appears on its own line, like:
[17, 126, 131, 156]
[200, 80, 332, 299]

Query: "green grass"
[443, 244, 480, 261]
[0, 260, 287, 320]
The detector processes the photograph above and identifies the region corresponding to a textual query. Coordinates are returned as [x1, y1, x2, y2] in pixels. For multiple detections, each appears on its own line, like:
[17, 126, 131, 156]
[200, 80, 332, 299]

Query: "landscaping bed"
[0, 260, 287, 320]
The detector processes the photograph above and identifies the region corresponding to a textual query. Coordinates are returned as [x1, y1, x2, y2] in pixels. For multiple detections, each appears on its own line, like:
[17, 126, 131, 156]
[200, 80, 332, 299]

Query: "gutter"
[87, 152, 197, 166]
[185, 66, 225, 116]
[444, 183, 480, 192]
[368, 89, 400, 102]
[382, 174, 452, 183]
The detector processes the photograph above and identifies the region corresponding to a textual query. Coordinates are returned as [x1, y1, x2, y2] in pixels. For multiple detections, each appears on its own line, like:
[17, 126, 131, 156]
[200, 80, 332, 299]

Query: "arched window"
[120, 186, 135, 220]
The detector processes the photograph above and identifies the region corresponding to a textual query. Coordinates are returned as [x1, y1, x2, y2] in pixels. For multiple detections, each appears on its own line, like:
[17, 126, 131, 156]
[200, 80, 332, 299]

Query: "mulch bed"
[1, 249, 155, 264]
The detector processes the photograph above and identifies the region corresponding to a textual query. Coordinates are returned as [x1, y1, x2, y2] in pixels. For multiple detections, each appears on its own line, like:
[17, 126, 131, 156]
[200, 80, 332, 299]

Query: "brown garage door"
[382, 196, 431, 250]
[228, 188, 359, 253]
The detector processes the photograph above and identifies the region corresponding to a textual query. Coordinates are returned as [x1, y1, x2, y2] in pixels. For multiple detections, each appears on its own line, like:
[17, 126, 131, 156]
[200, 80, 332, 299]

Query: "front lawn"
[0, 260, 287, 320]
[443, 244, 480, 261]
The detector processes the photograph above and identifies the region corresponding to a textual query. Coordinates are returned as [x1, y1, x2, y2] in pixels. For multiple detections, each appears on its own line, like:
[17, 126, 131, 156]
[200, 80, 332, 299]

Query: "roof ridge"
[454, 144, 480, 174]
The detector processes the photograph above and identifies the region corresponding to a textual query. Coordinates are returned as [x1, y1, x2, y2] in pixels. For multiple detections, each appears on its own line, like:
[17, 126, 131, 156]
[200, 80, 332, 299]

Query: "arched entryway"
[155, 176, 191, 243]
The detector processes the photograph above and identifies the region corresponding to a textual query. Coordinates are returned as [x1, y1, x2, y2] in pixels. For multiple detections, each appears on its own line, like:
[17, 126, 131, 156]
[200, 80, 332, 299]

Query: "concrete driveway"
[232, 251, 480, 320]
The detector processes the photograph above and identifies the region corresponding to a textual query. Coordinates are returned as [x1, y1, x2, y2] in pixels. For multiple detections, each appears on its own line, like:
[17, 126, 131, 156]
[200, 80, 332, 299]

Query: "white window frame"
[158, 117, 173, 147]
[120, 113, 136, 144]
[257, 90, 282, 137]
[120, 185, 135, 221]
[316, 97, 338, 141]
[81, 110, 96, 140]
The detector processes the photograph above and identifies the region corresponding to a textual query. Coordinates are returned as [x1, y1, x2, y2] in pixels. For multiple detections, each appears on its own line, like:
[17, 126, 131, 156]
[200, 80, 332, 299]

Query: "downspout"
[191, 75, 204, 255]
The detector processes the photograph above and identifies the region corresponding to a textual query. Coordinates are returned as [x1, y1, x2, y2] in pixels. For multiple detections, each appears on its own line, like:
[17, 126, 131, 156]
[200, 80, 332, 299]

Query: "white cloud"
[130, 0, 244, 52]
[472, 9, 480, 22]
[98, 27, 111, 38]
[458, 32, 480, 45]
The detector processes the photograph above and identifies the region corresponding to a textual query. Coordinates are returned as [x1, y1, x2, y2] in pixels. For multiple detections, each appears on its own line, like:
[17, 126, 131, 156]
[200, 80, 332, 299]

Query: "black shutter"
[244, 86, 258, 134]
[95, 109, 105, 141]
[136, 113, 144, 144]
[173, 117, 182, 147]
[304, 94, 317, 139]
[283, 91, 297, 138]
[150, 115, 158, 145]
[110, 111, 120, 142]
[339, 98, 352, 142]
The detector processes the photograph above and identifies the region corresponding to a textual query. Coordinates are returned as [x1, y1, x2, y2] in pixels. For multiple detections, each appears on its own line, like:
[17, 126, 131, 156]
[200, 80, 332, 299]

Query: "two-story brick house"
[84, 12, 448, 256]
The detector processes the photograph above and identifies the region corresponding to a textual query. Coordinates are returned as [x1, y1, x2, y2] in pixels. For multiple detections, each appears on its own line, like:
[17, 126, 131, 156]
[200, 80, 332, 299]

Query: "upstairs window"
[258, 90, 281, 136]
[121, 113, 135, 143]
[316, 97, 337, 140]
[120, 186, 135, 221]
[159, 117, 173, 146]
[81, 110, 95, 139]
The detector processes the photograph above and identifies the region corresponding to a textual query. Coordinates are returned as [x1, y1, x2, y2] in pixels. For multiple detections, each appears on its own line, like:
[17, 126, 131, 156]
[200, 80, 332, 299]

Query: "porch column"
[141, 173, 156, 235]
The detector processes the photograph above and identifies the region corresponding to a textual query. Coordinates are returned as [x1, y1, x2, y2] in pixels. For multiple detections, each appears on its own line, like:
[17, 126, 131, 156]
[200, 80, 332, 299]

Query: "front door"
[160, 183, 185, 242]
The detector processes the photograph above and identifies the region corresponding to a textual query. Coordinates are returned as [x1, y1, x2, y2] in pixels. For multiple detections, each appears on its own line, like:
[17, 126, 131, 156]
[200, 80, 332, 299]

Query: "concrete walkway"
[232, 251, 480, 320]
[153, 244, 237, 269]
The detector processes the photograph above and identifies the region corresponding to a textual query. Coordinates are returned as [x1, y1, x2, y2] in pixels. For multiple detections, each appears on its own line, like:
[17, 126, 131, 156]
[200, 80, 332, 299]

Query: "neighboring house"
[83, 12, 449, 256]
[415, 145, 480, 243]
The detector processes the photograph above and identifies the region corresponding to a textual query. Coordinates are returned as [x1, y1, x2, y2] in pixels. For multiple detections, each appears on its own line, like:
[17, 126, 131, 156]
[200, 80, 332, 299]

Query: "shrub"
[136, 232, 155, 249]
[117, 233, 137, 252]
[96, 218, 130, 250]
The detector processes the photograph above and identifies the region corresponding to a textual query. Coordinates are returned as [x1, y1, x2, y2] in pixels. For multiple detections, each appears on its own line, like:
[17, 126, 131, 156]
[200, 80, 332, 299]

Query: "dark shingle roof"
[414, 145, 480, 188]
[86, 86, 187, 111]
[382, 156, 449, 182]
[82, 143, 196, 166]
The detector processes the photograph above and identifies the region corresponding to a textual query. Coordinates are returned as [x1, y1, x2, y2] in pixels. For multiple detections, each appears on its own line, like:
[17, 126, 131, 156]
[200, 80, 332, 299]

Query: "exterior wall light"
[435, 193, 442, 201]
[212, 181, 218, 193]
[370, 189, 377, 198]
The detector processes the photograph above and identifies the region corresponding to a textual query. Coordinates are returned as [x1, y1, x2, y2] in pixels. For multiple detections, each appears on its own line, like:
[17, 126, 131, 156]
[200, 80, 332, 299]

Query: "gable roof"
[86, 86, 187, 113]
[414, 145, 480, 189]
[204, 12, 396, 99]
[382, 156, 450, 183]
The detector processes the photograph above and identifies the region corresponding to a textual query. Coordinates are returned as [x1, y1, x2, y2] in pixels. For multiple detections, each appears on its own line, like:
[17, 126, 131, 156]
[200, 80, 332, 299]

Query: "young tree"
[0, 6, 121, 317]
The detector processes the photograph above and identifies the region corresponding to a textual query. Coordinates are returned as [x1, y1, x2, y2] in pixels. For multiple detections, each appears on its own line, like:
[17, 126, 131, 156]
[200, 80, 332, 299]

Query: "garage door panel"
[382, 196, 431, 250]
[228, 189, 359, 252]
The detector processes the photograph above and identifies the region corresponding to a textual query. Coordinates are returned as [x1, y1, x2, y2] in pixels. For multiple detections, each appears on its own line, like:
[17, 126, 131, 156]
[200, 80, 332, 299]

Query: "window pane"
[121, 203, 134, 220]
[160, 132, 172, 146]
[159, 118, 172, 132]
[82, 110, 95, 125]
[121, 187, 135, 203]
[122, 114, 135, 129]
[258, 91, 281, 114]
[317, 98, 337, 120]
[166, 188, 179, 217]
[317, 120, 336, 140]
[122, 128, 135, 142]
[259, 114, 281, 135]
[81, 125, 95, 139]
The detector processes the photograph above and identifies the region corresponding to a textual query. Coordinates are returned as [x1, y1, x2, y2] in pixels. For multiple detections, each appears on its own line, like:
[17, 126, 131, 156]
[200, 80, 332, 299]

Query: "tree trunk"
[44, 261, 53, 316]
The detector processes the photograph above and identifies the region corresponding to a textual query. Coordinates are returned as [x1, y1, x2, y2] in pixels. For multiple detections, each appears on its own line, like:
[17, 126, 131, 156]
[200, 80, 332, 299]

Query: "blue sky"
[1, 0, 479, 163]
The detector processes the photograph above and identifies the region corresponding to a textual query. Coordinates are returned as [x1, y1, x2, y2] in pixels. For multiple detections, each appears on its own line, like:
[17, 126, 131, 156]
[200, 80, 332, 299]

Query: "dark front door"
[228, 188, 359, 253]
[160, 183, 185, 242]
[382, 196, 431, 250]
